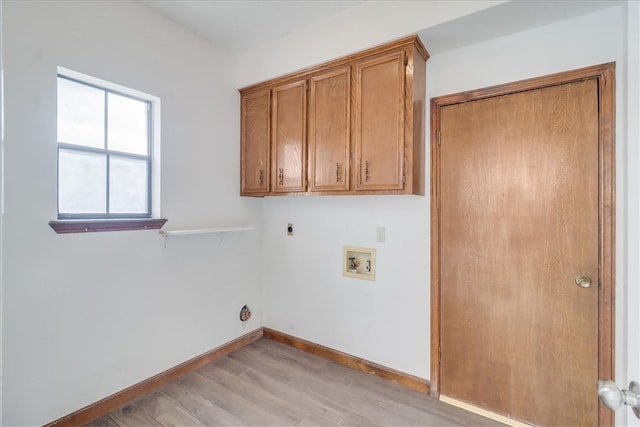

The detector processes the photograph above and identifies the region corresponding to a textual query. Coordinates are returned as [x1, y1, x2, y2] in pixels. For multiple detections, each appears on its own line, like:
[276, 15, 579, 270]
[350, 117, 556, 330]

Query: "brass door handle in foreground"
[575, 276, 592, 288]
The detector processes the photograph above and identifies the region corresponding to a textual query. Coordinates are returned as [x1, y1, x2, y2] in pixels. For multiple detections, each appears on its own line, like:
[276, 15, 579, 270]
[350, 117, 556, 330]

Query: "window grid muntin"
[57, 75, 152, 219]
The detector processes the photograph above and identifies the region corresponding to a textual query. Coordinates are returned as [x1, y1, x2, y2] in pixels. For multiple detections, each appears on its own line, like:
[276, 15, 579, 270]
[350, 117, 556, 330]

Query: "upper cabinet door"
[308, 67, 350, 192]
[271, 79, 307, 193]
[240, 89, 270, 195]
[353, 51, 405, 191]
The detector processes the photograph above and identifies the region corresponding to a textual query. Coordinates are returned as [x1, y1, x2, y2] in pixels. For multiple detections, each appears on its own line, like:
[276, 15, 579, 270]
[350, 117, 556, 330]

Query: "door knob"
[576, 275, 592, 288]
[598, 379, 640, 419]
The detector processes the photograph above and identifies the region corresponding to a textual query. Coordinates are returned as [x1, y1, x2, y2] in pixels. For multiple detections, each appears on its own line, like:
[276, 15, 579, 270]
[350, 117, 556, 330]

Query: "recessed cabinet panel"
[354, 51, 405, 191]
[272, 80, 307, 193]
[308, 67, 350, 192]
[240, 90, 270, 195]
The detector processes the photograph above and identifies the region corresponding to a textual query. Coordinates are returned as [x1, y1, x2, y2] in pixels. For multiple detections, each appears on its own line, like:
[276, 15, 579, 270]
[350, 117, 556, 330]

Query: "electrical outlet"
[287, 223, 293, 236]
[376, 226, 385, 242]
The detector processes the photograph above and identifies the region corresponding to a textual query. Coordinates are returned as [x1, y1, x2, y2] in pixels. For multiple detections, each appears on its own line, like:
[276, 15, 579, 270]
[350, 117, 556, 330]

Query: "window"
[50, 69, 165, 233]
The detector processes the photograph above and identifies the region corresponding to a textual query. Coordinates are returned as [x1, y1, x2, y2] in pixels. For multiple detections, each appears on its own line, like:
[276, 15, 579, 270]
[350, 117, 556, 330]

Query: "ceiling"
[141, 0, 364, 54]
[419, 0, 624, 54]
[142, 0, 623, 56]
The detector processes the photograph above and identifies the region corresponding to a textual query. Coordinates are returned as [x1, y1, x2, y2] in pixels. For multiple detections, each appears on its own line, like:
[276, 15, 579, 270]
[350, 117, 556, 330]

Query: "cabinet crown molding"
[240, 35, 428, 93]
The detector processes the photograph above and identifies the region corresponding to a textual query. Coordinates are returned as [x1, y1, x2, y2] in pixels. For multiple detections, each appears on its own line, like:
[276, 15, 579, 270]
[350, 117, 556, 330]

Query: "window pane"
[109, 156, 148, 214]
[107, 93, 148, 155]
[57, 77, 105, 149]
[59, 149, 106, 214]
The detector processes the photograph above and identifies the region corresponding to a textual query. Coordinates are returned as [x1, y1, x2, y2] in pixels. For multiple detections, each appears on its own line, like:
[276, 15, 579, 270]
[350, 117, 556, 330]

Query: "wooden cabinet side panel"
[354, 51, 405, 191]
[272, 80, 307, 193]
[407, 45, 427, 195]
[241, 90, 270, 195]
[308, 67, 351, 192]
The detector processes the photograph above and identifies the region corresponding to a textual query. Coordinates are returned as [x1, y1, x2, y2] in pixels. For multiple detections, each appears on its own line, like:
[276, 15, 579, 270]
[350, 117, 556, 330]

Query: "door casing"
[430, 62, 616, 426]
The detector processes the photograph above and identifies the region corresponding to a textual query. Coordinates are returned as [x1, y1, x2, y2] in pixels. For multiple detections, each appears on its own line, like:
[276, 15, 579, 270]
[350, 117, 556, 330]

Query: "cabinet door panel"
[272, 80, 307, 193]
[354, 51, 405, 190]
[241, 90, 270, 195]
[308, 67, 350, 191]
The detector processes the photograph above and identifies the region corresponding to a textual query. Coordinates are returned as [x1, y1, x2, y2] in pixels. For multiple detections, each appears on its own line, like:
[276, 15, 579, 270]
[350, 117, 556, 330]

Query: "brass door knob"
[576, 275, 592, 288]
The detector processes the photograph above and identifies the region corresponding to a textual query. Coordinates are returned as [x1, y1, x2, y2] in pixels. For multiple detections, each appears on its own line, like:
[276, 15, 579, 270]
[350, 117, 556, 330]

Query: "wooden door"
[272, 79, 306, 193]
[308, 66, 350, 192]
[433, 65, 616, 427]
[240, 89, 270, 195]
[353, 51, 405, 191]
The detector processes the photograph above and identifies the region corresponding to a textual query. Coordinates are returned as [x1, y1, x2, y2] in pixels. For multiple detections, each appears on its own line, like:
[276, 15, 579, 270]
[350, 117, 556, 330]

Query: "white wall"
[233, 1, 507, 88]
[0, 0, 4, 423]
[258, 2, 628, 401]
[626, 1, 640, 426]
[262, 195, 431, 376]
[2, 1, 262, 425]
[1, 0, 635, 426]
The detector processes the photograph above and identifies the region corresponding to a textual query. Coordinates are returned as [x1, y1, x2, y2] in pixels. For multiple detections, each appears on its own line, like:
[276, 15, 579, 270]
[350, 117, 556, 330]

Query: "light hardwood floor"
[86, 338, 505, 426]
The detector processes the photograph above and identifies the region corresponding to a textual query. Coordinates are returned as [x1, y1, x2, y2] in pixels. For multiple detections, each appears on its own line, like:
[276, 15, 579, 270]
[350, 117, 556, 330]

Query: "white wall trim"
[625, 1, 640, 425]
[0, 0, 5, 422]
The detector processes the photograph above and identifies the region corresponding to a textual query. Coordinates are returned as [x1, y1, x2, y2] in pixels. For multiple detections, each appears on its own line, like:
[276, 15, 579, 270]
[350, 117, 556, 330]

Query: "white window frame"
[56, 67, 161, 221]
[49, 67, 167, 234]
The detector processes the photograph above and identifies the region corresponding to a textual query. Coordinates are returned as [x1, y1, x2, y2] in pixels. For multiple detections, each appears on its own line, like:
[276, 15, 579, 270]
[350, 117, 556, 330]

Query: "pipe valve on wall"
[598, 380, 640, 419]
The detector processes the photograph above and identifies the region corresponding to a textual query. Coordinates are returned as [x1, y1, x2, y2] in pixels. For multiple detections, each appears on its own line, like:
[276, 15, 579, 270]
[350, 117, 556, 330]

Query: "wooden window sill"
[48, 218, 168, 234]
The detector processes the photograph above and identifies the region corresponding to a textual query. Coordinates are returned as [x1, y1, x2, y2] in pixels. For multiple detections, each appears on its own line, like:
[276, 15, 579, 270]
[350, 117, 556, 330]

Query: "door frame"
[430, 62, 616, 426]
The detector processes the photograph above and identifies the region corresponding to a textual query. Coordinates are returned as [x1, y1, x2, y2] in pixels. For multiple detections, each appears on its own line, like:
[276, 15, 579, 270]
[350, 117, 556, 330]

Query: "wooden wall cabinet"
[353, 51, 405, 191]
[239, 35, 428, 197]
[240, 89, 270, 194]
[271, 79, 307, 193]
[308, 66, 351, 192]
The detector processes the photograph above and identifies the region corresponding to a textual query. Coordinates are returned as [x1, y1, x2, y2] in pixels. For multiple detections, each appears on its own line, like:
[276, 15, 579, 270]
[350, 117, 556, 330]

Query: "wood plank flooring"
[86, 338, 505, 426]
